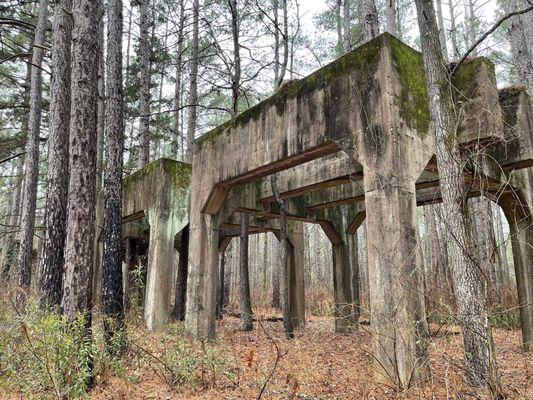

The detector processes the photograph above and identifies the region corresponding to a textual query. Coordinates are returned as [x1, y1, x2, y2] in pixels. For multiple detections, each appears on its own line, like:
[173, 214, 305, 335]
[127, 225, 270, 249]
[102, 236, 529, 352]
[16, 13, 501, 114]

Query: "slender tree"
[271, 174, 293, 338]
[414, 0, 499, 390]
[504, 0, 533, 95]
[238, 213, 253, 330]
[96, 2, 105, 191]
[435, 0, 448, 62]
[102, 0, 125, 347]
[40, 0, 73, 309]
[185, 0, 200, 161]
[171, 0, 186, 158]
[360, 0, 379, 42]
[216, 249, 225, 319]
[385, 0, 398, 36]
[17, 0, 49, 294]
[1, 63, 30, 282]
[138, 0, 151, 167]
[342, 0, 351, 51]
[229, 0, 242, 116]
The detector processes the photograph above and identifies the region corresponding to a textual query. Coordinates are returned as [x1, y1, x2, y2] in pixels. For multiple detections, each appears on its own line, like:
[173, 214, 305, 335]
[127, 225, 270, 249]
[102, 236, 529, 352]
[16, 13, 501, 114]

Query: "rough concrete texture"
[95, 158, 191, 331]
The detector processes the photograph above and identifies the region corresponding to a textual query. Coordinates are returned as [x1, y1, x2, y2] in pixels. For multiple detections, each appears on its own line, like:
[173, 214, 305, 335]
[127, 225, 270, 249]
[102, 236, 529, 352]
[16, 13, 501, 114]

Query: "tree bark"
[229, 0, 241, 116]
[1, 63, 31, 282]
[102, 0, 125, 347]
[494, 205, 510, 285]
[385, 0, 398, 37]
[216, 249, 225, 319]
[342, 0, 351, 51]
[238, 213, 253, 330]
[61, 0, 99, 326]
[138, 0, 151, 167]
[271, 239, 280, 309]
[39, 0, 72, 309]
[435, 0, 448, 62]
[414, 0, 499, 390]
[276, 0, 289, 86]
[504, 0, 533, 95]
[271, 174, 293, 338]
[360, 0, 379, 42]
[273, 0, 279, 84]
[17, 0, 49, 294]
[171, 0, 186, 158]
[96, 3, 105, 192]
[185, 0, 200, 162]
[448, 0, 460, 58]
[172, 225, 189, 320]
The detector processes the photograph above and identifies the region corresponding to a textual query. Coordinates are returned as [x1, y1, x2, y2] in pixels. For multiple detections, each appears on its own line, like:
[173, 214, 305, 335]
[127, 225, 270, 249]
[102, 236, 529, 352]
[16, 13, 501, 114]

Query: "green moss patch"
[195, 34, 384, 147]
[387, 34, 430, 136]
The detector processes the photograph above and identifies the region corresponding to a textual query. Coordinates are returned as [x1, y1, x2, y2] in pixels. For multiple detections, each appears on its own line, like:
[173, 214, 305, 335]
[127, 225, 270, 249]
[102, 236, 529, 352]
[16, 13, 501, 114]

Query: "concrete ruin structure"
[95, 158, 191, 331]
[176, 33, 533, 387]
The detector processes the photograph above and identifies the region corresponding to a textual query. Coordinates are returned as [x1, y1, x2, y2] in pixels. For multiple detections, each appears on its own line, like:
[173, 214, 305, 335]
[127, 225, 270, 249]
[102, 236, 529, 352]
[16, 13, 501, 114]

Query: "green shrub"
[0, 301, 94, 399]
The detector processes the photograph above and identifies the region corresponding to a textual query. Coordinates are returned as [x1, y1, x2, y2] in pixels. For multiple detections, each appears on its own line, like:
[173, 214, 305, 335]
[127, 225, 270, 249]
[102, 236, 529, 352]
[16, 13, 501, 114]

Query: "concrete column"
[507, 213, 533, 351]
[184, 212, 220, 339]
[288, 222, 305, 328]
[363, 170, 429, 386]
[144, 211, 175, 331]
[329, 208, 357, 333]
[499, 177, 533, 351]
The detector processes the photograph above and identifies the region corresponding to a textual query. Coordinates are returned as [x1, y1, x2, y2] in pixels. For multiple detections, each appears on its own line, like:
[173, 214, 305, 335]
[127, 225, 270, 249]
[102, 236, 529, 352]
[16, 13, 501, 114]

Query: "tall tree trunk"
[271, 239, 280, 309]
[493, 205, 510, 285]
[271, 175, 293, 338]
[171, 0, 186, 158]
[435, 0, 448, 62]
[448, 0, 460, 58]
[185, 0, 200, 162]
[96, 4, 105, 192]
[466, 0, 477, 56]
[276, 0, 289, 86]
[216, 249, 225, 319]
[172, 225, 189, 320]
[40, 0, 72, 309]
[62, 0, 99, 325]
[229, 0, 241, 116]
[360, 0, 379, 42]
[138, 0, 151, 167]
[273, 0, 279, 85]
[2, 62, 31, 282]
[385, 0, 398, 36]
[504, 0, 533, 95]
[414, 0, 499, 390]
[102, 0, 125, 347]
[239, 213, 253, 330]
[342, 0, 350, 51]
[17, 0, 49, 294]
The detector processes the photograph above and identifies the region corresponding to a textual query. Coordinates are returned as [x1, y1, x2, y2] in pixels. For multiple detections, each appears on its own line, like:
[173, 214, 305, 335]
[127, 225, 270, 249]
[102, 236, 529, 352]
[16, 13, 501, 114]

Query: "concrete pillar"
[144, 211, 175, 331]
[329, 208, 357, 333]
[362, 169, 429, 385]
[507, 213, 533, 351]
[184, 212, 220, 339]
[288, 222, 305, 328]
[499, 172, 533, 351]
[348, 232, 361, 324]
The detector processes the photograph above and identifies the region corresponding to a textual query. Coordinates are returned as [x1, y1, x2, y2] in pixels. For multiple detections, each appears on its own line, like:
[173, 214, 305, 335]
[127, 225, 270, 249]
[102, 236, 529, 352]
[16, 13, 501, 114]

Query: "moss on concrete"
[387, 34, 430, 136]
[451, 57, 495, 101]
[195, 34, 384, 147]
[123, 158, 191, 193]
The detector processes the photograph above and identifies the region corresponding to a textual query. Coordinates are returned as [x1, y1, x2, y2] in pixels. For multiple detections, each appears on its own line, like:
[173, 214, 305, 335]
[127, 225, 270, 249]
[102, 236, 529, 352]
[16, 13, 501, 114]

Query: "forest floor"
[89, 312, 533, 400]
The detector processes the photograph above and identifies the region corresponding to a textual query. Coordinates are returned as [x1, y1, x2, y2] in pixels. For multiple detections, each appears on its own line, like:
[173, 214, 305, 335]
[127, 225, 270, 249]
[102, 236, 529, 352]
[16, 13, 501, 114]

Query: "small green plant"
[163, 338, 199, 388]
[0, 300, 95, 399]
